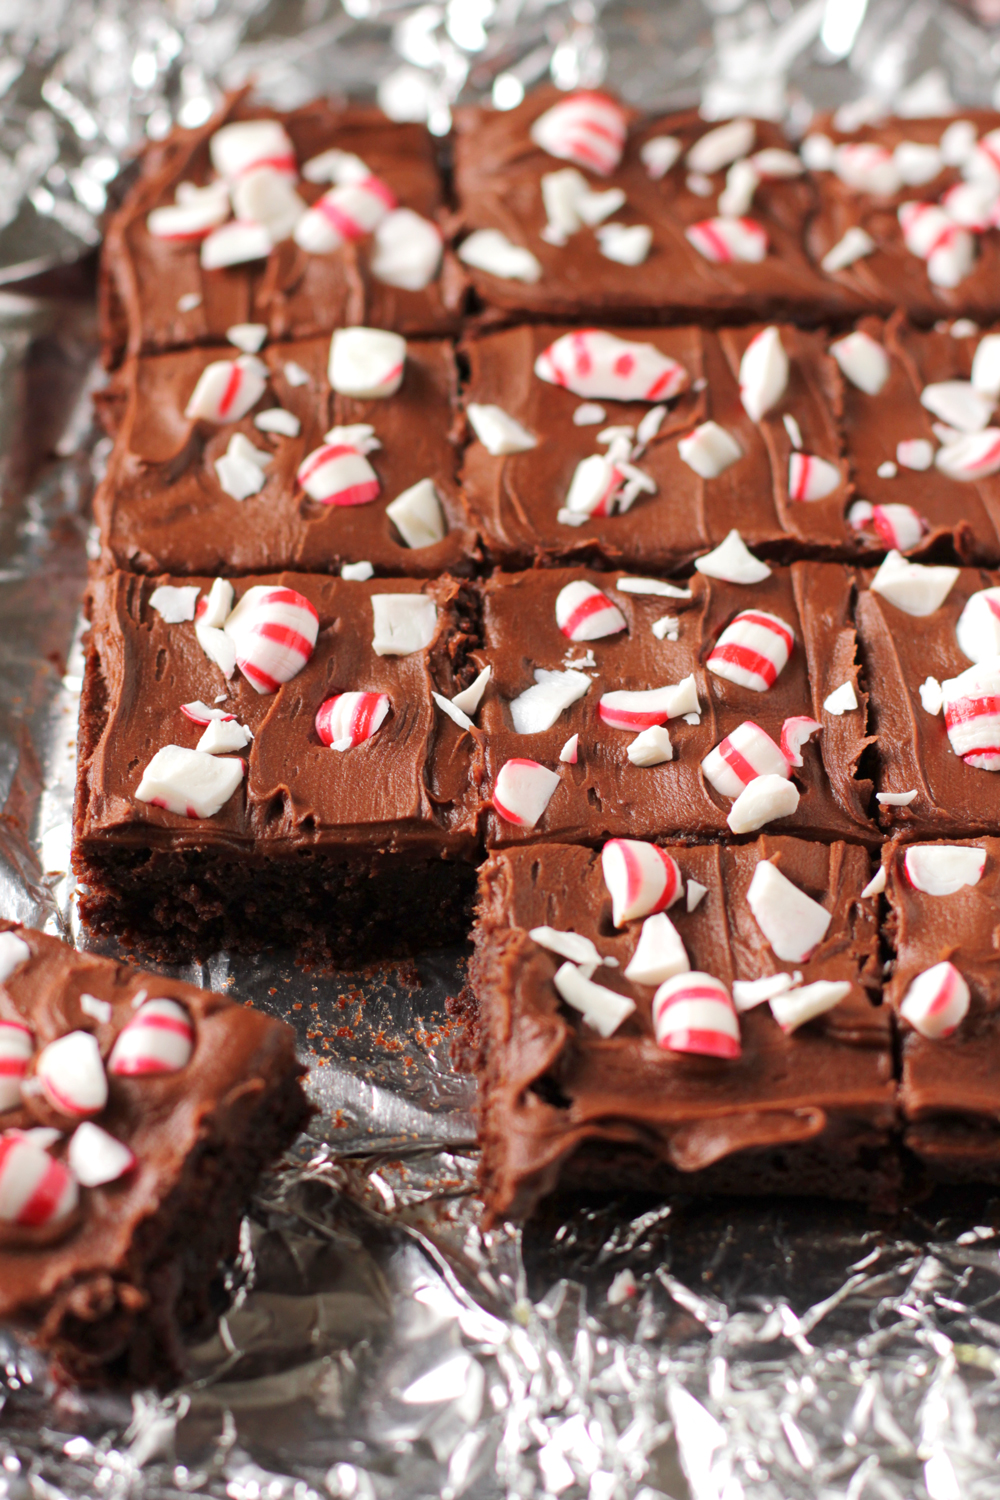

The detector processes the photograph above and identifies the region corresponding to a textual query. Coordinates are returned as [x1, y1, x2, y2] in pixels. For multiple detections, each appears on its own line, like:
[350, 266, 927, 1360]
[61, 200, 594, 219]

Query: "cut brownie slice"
[883, 837, 1000, 1185]
[93, 335, 477, 578]
[453, 90, 861, 324]
[471, 838, 893, 1222]
[74, 571, 482, 962]
[477, 563, 875, 848]
[0, 921, 308, 1385]
[101, 95, 462, 366]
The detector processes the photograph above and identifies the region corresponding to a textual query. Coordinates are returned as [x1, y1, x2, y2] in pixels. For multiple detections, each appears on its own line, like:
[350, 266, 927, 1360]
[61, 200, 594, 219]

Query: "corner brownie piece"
[0, 922, 308, 1385]
[74, 571, 482, 962]
[471, 838, 893, 1222]
[453, 90, 860, 323]
[477, 563, 875, 847]
[93, 335, 477, 578]
[102, 96, 462, 366]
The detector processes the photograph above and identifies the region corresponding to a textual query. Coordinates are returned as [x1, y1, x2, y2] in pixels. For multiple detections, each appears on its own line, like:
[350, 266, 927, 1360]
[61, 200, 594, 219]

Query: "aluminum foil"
[4, 1, 1000, 1496]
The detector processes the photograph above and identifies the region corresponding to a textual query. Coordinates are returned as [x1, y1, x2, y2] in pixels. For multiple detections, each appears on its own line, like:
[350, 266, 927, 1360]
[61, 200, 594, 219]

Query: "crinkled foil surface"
[4, 1, 1000, 1495]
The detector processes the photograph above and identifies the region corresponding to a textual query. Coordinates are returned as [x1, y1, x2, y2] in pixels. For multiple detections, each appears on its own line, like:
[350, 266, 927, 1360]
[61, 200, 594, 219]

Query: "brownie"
[73, 571, 482, 962]
[0, 921, 308, 1385]
[93, 335, 478, 578]
[476, 563, 875, 847]
[453, 91, 861, 324]
[471, 838, 894, 1222]
[101, 95, 463, 367]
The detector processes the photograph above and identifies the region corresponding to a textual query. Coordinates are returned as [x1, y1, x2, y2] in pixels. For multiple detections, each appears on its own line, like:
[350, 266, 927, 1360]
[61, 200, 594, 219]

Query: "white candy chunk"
[432, 693, 473, 732]
[596, 223, 653, 266]
[509, 668, 590, 734]
[530, 927, 608, 967]
[770, 980, 851, 1034]
[254, 407, 300, 437]
[726, 774, 799, 834]
[224, 583, 318, 694]
[529, 93, 627, 176]
[602, 840, 682, 926]
[574, 403, 606, 426]
[894, 140, 943, 186]
[329, 328, 406, 398]
[972, 335, 1000, 398]
[371, 594, 437, 656]
[562, 451, 622, 519]
[615, 577, 691, 598]
[209, 119, 296, 181]
[942, 659, 1000, 770]
[36, 1031, 107, 1117]
[678, 421, 743, 479]
[341, 561, 374, 581]
[835, 142, 901, 196]
[869, 550, 959, 617]
[821, 226, 877, 274]
[0, 1135, 78, 1226]
[686, 879, 708, 912]
[284, 361, 310, 386]
[466, 404, 537, 455]
[651, 616, 679, 643]
[936, 429, 1000, 480]
[904, 845, 986, 896]
[801, 133, 835, 170]
[177, 292, 202, 311]
[896, 438, 934, 471]
[541, 168, 589, 240]
[150, 585, 199, 624]
[135, 745, 244, 819]
[877, 460, 898, 478]
[624, 912, 689, 985]
[687, 118, 755, 174]
[493, 758, 560, 828]
[0, 932, 29, 983]
[556, 580, 627, 641]
[783, 413, 803, 450]
[535, 330, 689, 404]
[920, 381, 993, 434]
[746, 861, 832, 962]
[553, 963, 635, 1038]
[559, 733, 579, 764]
[627, 726, 673, 767]
[185, 357, 267, 423]
[686, 172, 713, 197]
[694, 529, 770, 584]
[458, 229, 542, 283]
[215, 432, 271, 501]
[147, 184, 230, 242]
[201, 220, 272, 270]
[635, 405, 667, 448]
[942, 179, 997, 230]
[652, 972, 741, 1058]
[451, 666, 491, 719]
[780, 716, 822, 767]
[788, 452, 841, 502]
[301, 147, 370, 184]
[951, 321, 980, 338]
[942, 119, 977, 166]
[640, 135, 682, 178]
[607, 1268, 638, 1304]
[731, 972, 799, 1013]
[862, 867, 887, 898]
[876, 790, 918, 806]
[371, 208, 442, 290]
[919, 677, 944, 714]
[69, 1123, 135, 1187]
[823, 681, 858, 715]
[829, 330, 890, 396]
[752, 148, 803, 180]
[900, 960, 970, 1040]
[386, 478, 446, 549]
[198, 576, 234, 630]
[226, 323, 267, 354]
[79, 994, 110, 1025]
[957, 588, 1000, 663]
[577, 188, 627, 227]
[706, 611, 794, 692]
[718, 158, 759, 218]
[739, 326, 788, 422]
[195, 579, 237, 678]
[600, 679, 700, 732]
[196, 719, 251, 754]
[233, 168, 305, 240]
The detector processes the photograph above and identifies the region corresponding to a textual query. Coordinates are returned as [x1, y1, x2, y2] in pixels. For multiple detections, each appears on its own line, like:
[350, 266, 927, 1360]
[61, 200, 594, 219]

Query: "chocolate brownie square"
[471, 838, 893, 1222]
[0, 921, 308, 1385]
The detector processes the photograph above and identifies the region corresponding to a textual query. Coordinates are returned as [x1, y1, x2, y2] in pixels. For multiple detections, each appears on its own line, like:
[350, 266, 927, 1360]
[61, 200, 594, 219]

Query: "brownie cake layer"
[0, 922, 308, 1385]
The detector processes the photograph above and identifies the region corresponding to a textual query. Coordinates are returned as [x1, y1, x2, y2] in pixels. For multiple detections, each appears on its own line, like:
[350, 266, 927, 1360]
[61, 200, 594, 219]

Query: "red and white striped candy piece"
[598, 677, 699, 731]
[904, 844, 986, 896]
[652, 972, 741, 1060]
[35, 1031, 108, 1118]
[828, 330, 890, 396]
[701, 720, 790, 798]
[685, 217, 768, 264]
[707, 610, 795, 692]
[942, 661, 1000, 770]
[562, 452, 625, 518]
[180, 701, 235, 726]
[185, 356, 267, 424]
[967, 128, 1000, 183]
[0, 1022, 32, 1113]
[555, 580, 626, 641]
[942, 179, 998, 231]
[833, 142, 901, 195]
[224, 585, 319, 693]
[529, 92, 627, 177]
[147, 188, 230, 242]
[534, 330, 689, 403]
[329, 327, 406, 399]
[209, 120, 297, 181]
[897, 202, 975, 287]
[738, 326, 788, 422]
[0, 1133, 77, 1227]
[779, 715, 821, 768]
[200, 220, 273, 270]
[956, 587, 1000, 663]
[297, 442, 380, 506]
[68, 1122, 136, 1188]
[315, 692, 390, 750]
[493, 759, 560, 828]
[109, 998, 194, 1077]
[936, 429, 1000, 480]
[871, 503, 927, 552]
[601, 838, 682, 926]
[293, 174, 396, 254]
[370, 208, 443, 290]
[899, 960, 970, 1039]
[136, 746, 244, 819]
[788, 452, 841, 502]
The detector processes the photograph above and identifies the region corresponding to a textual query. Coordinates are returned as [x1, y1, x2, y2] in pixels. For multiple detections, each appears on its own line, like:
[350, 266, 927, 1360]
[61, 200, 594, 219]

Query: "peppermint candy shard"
[746, 861, 832, 963]
[574, 402, 606, 425]
[371, 208, 443, 291]
[529, 927, 606, 968]
[185, 357, 267, 424]
[432, 693, 473, 732]
[640, 135, 682, 179]
[529, 92, 628, 177]
[616, 577, 691, 598]
[861, 866, 887, 898]
[209, 120, 296, 182]
[788, 452, 841, 502]
[224, 585, 319, 693]
[80, 993, 112, 1023]
[823, 681, 858, 715]
[718, 159, 759, 219]
[904, 845, 986, 896]
[560, 733, 580, 764]
[780, 715, 822, 768]
[869, 551, 959, 617]
[694, 529, 770, 584]
[35, 1031, 108, 1118]
[897, 439, 933, 471]
[829, 330, 890, 395]
[732, 971, 799, 1013]
[601, 839, 682, 927]
[553, 963, 635, 1038]
[466, 404, 537, 455]
[686, 880, 708, 912]
[820, 226, 876, 274]
[150, 584, 200, 623]
[215, 432, 271, 501]
[956, 588, 1000, 664]
[686, 217, 767, 265]
[301, 147, 370, 184]
[876, 790, 918, 806]
[510, 669, 590, 735]
[371, 594, 438, 656]
[451, 665, 491, 717]
[328, 328, 406, 399]
[226, 323, 267, 353]
[920, 381, 993, 434]
[315, 692, 390, 751]
[293, 174, 395, 254]
[135, 745, 244, 819]
[624, 911, 689, 985]
[180, 701, 234, 726]
[555, 580, 626, 642]
[196, 719, 252, 755]
[678, 422, 743, 479]
[941, 179, 996, 230]
[627, 725, 674, 766]
[935, 429, 1000, 480]
[738, 327, 788, 423]
[109, 998, 194, 1077]
[596, 223, 653, 266]
[871, 504, 928, 552]
[727, 774, 800, 834]
[652, 972, 741, 1060]
[493, 759, 560, 828]
[894, 140, 943, 186]
[386, 478, 446, 549]
[0, 1021, 32, 1112]
[0, 931, 30, 984]
[900, 960, 970, 1040]
[770, 980, 851, 1034]
[69, 1123, 136, 1188]
[0, 1133, 78, 1226]
[707, 609, 794, 692]
[599, 677, 699, 732]
[147, 182, 231, 242]
[534, 330, 689, 403]
[230, 171, 304, 238]
[195, 577, 237, 679]
[702, 721, 791, 798]
[972, 335, 1000, 398]
[942, 660, 1000, 770]
[457, 229, 542, 284]
[255, 408, 300, 437]
[201, 220, 273, 270]
[341, 561, 374, 582]
[687, 118, 755, 174]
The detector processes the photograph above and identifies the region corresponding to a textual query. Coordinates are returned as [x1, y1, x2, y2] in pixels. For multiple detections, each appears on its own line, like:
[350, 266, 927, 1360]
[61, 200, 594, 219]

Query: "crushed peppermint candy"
[900, 960, 969, 1040]
[823, 681, 858, 715]
[35, 1031, 107, 1118]
[0, 1133, 77, 1227]
[180, 700, 235, 726]
[329, 328, 405, 399]
[602, 839, 682, 926]
[829, 330, 890, 395]
[904, 845, 986, 896]
[596, 223, 653, 266]
[294, 173, 395, 254]
[535, 329, 689, 404]
[972, 335, 1000, 398]
[195, 577, 237, 678]
[386, 478, 446, 549]
[652, 972, 740, 1059]
[553, 963, 635, 1037]
[529, 927, 610, 968]
[788, 451, 841, 502]
[707, 610, 794, 691]
[640, 135, 682, 179]
[686, 217, 767, 264]
[284, 361, 310, 387]
[732, 972, 800, 1013]
[780, 716, 822, 767]
[739, 326, 788, 422]
[694, 529, 770, 584]
[254, 408, 301, 437]
[686, 879, 708, 911]
[555, 580, 626, 641]
[147, 183, 230, 242]
[68, 1123, 135, 1188]
[458, 229, 541, 283]
[371, 594, 438, 656]
[201, 220, 273, 270]
[150, 584, 200, 624]
[215, 432, 271, 501]
[185, 355, 267, 424]
[316, 692, 390, 751]
[226, 323, 267, 353]
[956, 587, 1000, 663]
[687, 118, 755, 175]
[626, 725, 673, 767]
[529, 92, 627, 177]
[0, 1021, 32, 1111]
[935, 429, 1000, 480]
[678, 421, 742, 479]
[196, 719, 252, 754]
[341, 561, 375, 582]
[371, 208, 443, 291]
[616, 577, 690, 598]
[919, 677, 944, 714]
[559, 734, 579, 763]
[298, 439, 379, 507]
[432, 693, 473, 732]
[746, 860, 832, 963]
[509, 669, 590, 735]
[493, 759, 560, 827]
[876, 790, 919, 806]
[452, 665, 492, 717]
[224, 585, 318, 693]
[623, 911, 689, 985]
[783, 413, 803, 450]
[573, 402, 606, 425]
[599, 677, 700, 732]
[820, 226, 876, 274]
[861, 867, 887, 898]
[770, 980, 851, 1034]
[135, 745, 244, 819]
[466, 404, 536, 455]
[869, 551, 958, 616]
[726, 774, 799, 834]
[209, 120, 296, 182]
[942, 660, 1000, 770]
[701, 721, 790, 798]
[920, 380, 993, 434]
[109, 998, 194, 1076]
